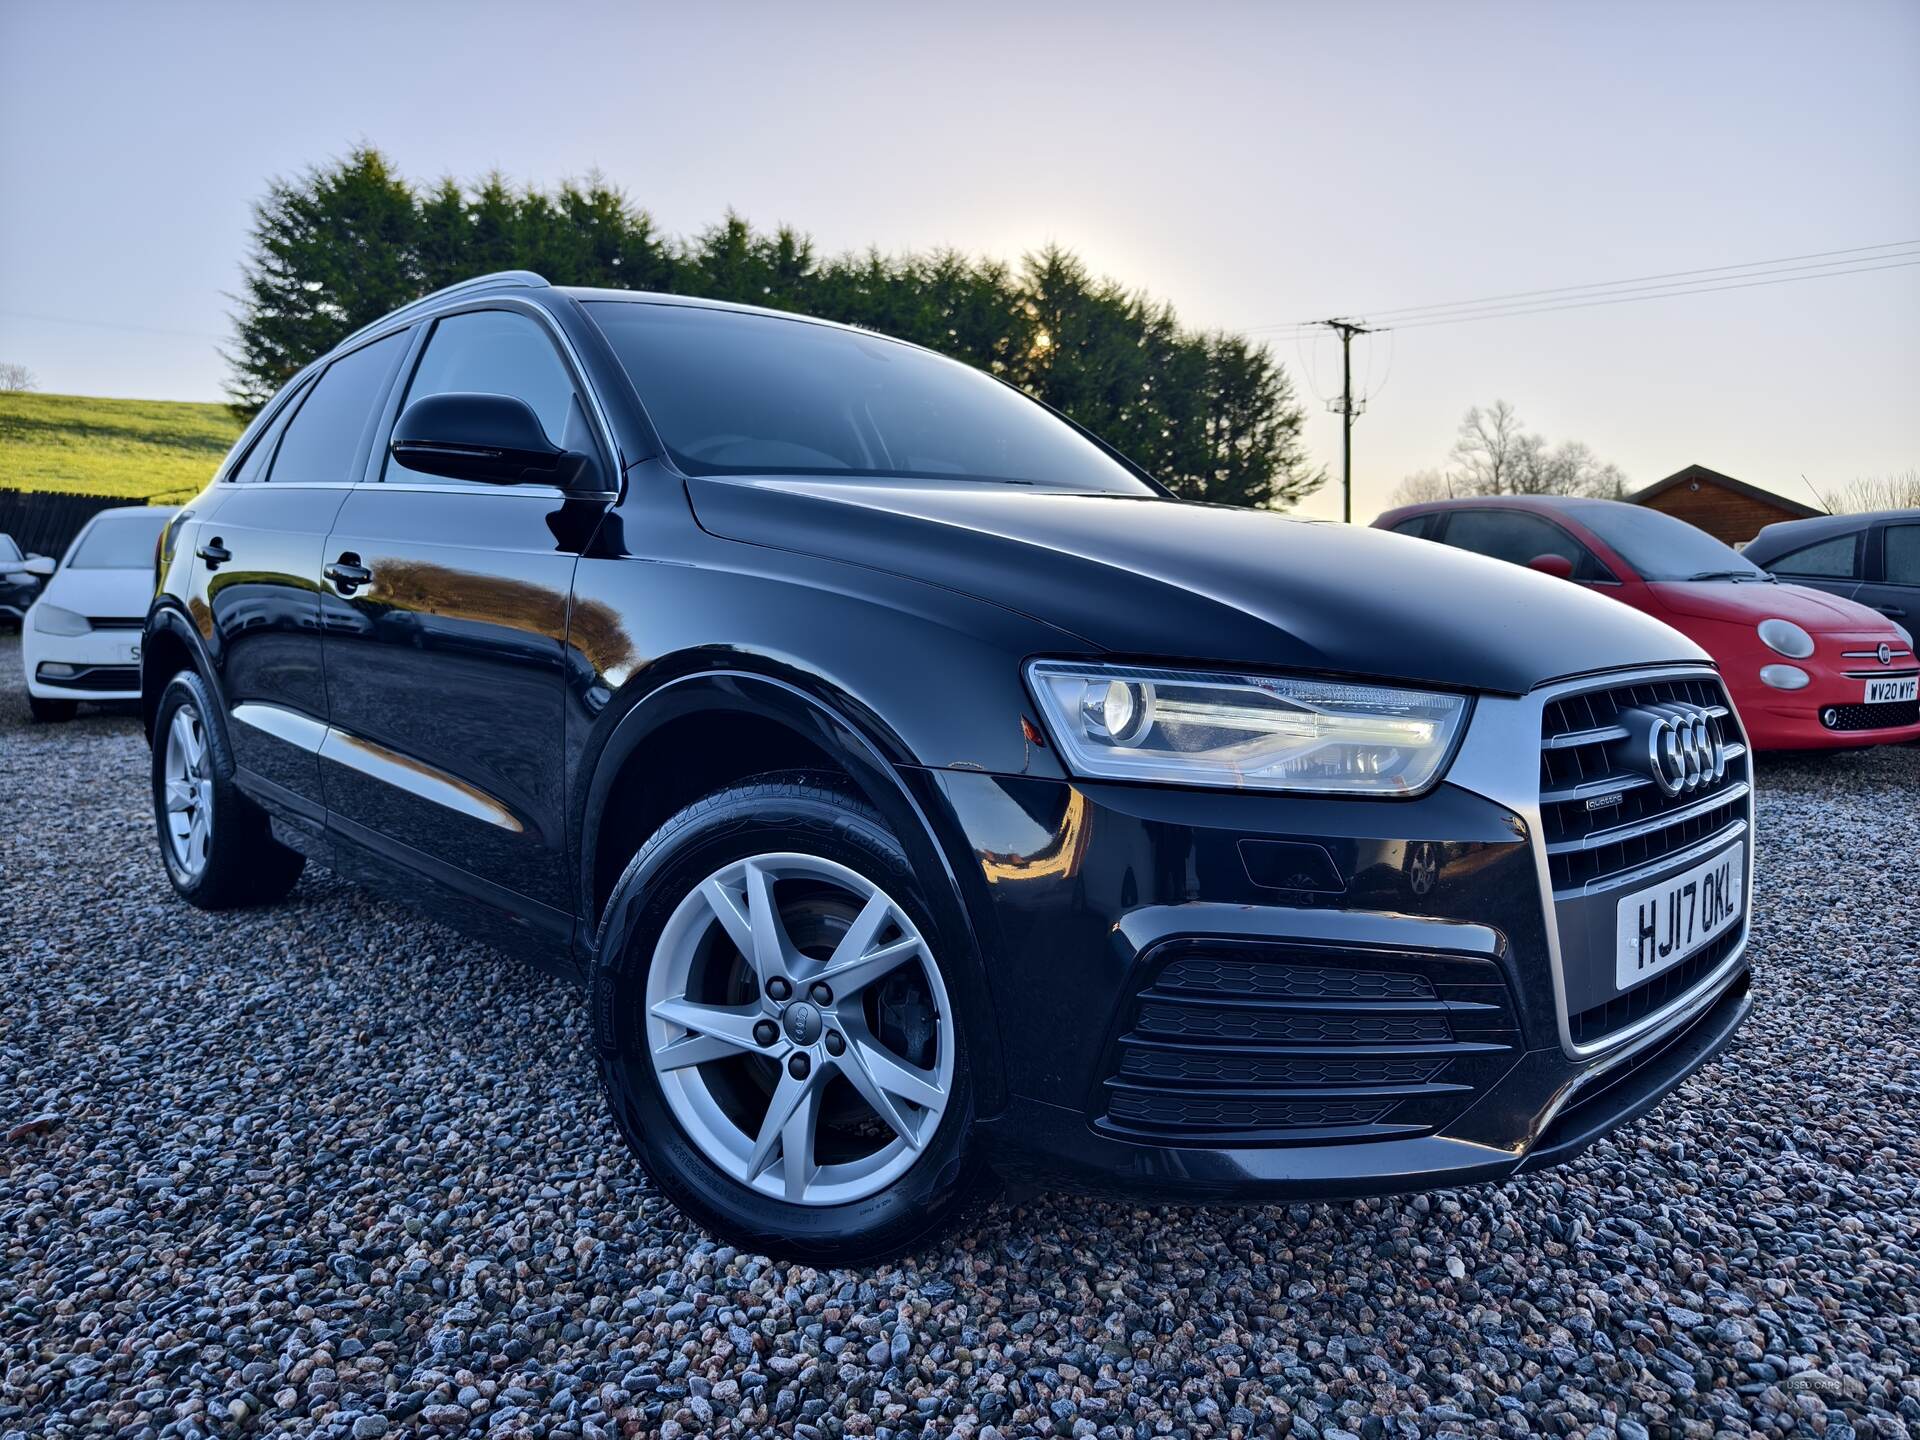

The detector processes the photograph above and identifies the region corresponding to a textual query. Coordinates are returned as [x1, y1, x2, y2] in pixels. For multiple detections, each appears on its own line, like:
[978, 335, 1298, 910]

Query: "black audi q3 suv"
[143, 271, 1754, 1260]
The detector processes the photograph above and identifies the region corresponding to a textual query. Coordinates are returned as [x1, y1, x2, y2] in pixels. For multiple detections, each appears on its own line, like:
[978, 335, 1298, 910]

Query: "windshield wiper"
[1684, 569, 1766, 582]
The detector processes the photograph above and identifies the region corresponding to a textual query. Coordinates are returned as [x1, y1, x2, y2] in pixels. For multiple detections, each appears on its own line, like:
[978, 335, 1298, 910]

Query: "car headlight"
[31, 603, 92, 636]
[1026, 661, 1469, 795]
[1757, 618, 1814, 658]
[1894, 620, 1915, 650]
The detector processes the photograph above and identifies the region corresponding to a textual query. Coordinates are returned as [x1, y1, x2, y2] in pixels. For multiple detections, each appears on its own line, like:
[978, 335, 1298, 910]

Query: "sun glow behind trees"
[229, 148, 1323, 510]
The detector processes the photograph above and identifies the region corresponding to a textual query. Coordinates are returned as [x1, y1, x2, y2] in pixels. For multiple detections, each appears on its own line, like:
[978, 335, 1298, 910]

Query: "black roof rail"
[336, 270, 551, 348]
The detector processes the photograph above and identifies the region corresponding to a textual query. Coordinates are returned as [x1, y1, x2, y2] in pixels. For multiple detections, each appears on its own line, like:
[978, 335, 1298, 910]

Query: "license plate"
[1864, 675, 1917, 704]
[1615, 842, 1743, 991]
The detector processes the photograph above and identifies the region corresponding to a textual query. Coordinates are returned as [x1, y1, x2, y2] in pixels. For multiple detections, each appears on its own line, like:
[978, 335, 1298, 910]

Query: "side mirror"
[389, 392, 589, 487]
[24, 555, 56, 577]
[1528, 553, 1575, 580]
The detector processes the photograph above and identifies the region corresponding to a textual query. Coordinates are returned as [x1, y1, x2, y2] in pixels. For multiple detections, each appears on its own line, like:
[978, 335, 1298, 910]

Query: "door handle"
[325, 555, 373, 594]
[196, 538, 231, 567]
[1878, 605, 1906, 618]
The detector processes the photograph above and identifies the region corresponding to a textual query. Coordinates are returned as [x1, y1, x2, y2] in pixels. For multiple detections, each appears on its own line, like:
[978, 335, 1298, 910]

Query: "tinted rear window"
[69, 512, 169, 569]
[589, 302, 1154, 493]
[267, 331, 408, 485]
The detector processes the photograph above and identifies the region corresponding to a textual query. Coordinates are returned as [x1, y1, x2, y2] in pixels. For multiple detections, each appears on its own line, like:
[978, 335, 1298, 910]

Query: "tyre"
[150, 669, 305, 909]
[29, 694, 77, 723]
[592, 772, 993, 1263]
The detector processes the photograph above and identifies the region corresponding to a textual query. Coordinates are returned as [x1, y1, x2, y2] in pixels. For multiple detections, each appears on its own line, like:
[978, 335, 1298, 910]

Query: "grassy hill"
[0, 392, 243, 504]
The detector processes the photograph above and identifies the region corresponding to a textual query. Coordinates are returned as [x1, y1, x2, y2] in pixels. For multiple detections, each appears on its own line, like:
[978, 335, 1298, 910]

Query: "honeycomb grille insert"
[1156, 957, 1435, 1001]
[1822, 698, 1918, 731]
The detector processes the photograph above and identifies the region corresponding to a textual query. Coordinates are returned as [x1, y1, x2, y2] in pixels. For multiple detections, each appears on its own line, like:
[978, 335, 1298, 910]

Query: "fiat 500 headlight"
[1026, 662, 1469, 795]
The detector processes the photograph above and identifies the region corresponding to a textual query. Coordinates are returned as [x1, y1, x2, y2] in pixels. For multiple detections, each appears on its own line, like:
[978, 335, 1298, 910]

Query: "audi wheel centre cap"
[782, 1000, 823, 1045]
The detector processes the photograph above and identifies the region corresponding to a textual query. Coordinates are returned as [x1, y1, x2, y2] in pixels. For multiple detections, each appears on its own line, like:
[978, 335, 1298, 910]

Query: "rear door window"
[1884, 524, 1920, 586]
[1765, 533, 1860, 580]
[1439, 510, 1612, 581]
[265, 332, 408, 485]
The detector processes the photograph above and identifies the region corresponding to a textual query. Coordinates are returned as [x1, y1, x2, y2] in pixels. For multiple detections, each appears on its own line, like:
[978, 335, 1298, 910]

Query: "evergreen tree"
[227, 147, 421, 412]
[228, 148, 1323, 508]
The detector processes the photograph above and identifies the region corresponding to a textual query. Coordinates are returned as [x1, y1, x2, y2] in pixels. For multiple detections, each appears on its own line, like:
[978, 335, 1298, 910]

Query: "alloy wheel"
[162, 704, 214, 879]
[644, 852, 955, 1206]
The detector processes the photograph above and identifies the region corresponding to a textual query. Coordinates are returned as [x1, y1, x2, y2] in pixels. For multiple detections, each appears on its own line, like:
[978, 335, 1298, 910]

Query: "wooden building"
[1624, 465, 1822, 547]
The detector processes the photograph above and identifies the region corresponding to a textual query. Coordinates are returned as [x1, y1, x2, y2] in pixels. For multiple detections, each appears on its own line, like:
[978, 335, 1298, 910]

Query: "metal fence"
[0, 492, 155, 560]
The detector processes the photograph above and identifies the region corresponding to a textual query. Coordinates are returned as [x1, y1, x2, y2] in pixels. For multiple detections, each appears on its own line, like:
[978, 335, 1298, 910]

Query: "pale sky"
[2, 0, 1915, 521]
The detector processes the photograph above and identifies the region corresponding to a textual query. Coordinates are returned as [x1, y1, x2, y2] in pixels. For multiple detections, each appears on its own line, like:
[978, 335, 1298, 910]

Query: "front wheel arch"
[577, 668, 1007, 1117]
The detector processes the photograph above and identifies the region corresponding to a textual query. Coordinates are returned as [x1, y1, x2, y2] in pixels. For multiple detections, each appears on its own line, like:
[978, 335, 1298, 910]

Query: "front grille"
[36, 663, 139, 692]
[1095, 939, 1520, 1145]
[87, 617, 145, 631]
[1540, 673, 1752, 1047]
[1539, 674, 1749, 895]
[1823, 698, 1919, 731]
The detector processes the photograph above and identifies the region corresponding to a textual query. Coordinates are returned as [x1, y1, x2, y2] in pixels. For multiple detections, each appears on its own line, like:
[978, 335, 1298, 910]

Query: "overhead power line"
[1244, 240, 1920, 337]
[1380, 256, 1920, 331]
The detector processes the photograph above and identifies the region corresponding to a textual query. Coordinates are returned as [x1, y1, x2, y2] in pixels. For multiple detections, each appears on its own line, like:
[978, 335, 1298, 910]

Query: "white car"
[23, 505, 176, 722]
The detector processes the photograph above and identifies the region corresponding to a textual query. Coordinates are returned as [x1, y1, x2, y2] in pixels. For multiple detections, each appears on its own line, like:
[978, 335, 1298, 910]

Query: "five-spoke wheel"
[149, 669, 305, 908]
[593, 772, 991, 1262]
[161, 702, 215, 880]
[647, 853, 955, 1206]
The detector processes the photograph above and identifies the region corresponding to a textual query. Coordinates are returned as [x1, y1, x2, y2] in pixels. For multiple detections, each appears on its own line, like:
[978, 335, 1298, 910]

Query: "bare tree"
[1450, 400, 1528, 495]
[1819, 470, 1920, 513]
[1390, 469, 1455, 505]
[1391, 399, 1628, 506]
[0, 362, 35, 393]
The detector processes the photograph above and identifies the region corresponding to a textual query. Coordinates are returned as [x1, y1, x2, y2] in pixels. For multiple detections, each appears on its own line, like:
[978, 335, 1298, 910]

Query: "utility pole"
[1320, 318, 1375, 523]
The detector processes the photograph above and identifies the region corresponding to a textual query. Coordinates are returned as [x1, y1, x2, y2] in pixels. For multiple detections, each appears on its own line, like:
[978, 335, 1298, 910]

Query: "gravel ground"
[3, 631, 1917, 1440]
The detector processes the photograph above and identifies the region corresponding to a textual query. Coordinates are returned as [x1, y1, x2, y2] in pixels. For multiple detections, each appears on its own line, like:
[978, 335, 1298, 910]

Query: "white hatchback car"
[23, 505, 176, 722]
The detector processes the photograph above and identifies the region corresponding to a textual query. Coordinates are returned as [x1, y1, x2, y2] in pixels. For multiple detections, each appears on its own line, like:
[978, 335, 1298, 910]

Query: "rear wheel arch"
[577, 668, 1007, 1113]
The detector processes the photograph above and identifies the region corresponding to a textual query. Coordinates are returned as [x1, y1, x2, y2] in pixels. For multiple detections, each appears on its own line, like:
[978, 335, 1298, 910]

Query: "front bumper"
[911, 664, 1755, 1200]
[21, 622, 144, 700]
[1727, 636, 1920, 750]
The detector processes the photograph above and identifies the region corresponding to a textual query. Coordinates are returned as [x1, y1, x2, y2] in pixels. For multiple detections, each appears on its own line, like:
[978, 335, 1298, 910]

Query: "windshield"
[1569, 502, 1768, 582]
[588, 301, 1157, 494]
[68, 512, 169, 570]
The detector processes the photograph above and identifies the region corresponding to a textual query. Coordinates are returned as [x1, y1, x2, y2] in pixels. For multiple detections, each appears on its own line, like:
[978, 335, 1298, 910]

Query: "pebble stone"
[2, 633, 1916, 1439]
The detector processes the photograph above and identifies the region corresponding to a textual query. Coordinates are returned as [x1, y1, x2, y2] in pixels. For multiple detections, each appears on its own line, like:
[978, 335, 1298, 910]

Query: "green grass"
[0, 392, 243, 503]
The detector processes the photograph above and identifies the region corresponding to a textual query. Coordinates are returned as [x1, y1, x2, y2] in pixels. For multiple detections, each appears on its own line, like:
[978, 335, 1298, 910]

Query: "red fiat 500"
[1374, 495, 1920, 751]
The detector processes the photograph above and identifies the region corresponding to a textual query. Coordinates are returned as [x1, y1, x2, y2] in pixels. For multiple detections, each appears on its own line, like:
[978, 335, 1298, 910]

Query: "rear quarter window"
[229, 377, 314, 484]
